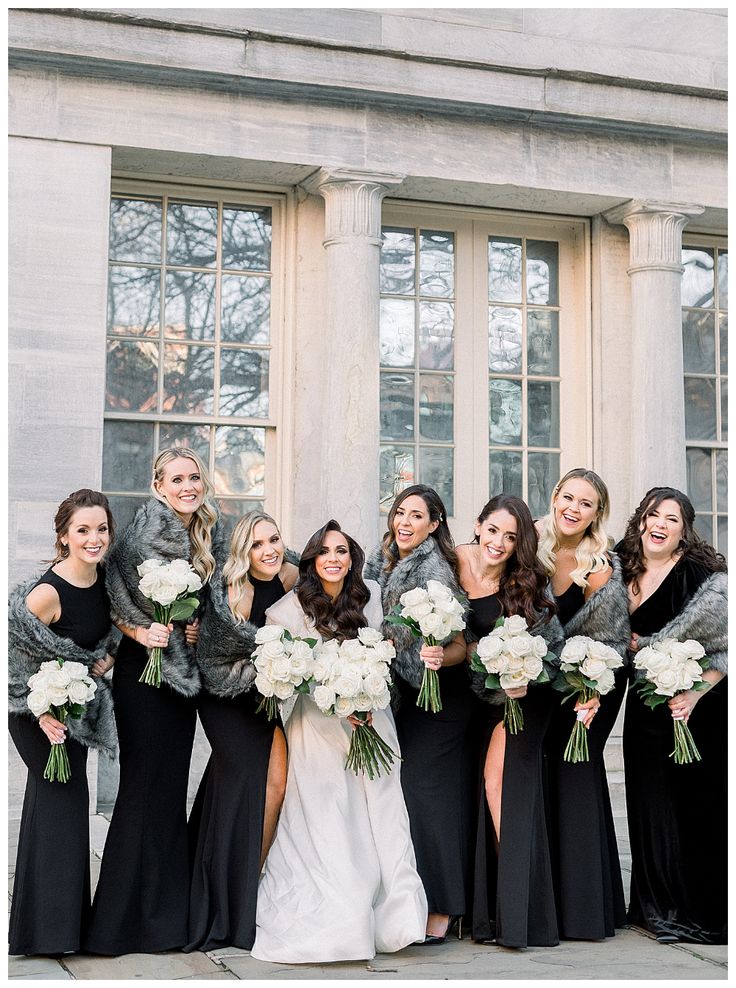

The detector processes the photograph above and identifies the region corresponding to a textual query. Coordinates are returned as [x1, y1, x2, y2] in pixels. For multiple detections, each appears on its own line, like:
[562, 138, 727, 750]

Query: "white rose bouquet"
[26, 658, 98, 782]
[386, 580, 466, 713]
[312, 627, 398, 779]
[137, 558, 203, 687]
[552, 636, 624, 763]
[633, 637, 709, 764]
[252, 625, 317, 720]
[469, 614, 552, 734]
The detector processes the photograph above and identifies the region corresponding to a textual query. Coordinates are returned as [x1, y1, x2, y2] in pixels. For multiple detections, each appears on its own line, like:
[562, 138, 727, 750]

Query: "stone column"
[603, 200, 704, 505]
[303, 167, 404, 549]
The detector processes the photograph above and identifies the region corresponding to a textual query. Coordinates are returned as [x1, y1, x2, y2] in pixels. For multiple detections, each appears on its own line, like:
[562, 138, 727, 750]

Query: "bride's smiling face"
[314, 529, 352, 594]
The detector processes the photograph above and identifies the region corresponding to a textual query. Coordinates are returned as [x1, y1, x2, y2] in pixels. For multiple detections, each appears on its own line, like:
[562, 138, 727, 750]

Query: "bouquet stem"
[256, 695, 279, 721]
[503, 696, 524, 735]
[43, 707, 71, 783]
[345, 714, 400, 780]
[139, 603, 170, 687]
[416, 635, 443, 713]
[562, 688, 595, 763]
[671, 718, 701, 764]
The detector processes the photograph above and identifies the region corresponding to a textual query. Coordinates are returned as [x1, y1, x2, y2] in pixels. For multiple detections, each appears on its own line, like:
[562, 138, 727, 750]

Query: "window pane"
[158, 423, 211, 463]
[716, 449, 727, 511]
[380, 228, 415, 295]
[419, 230, 454, 298]
[380, 298, 415, 367]
[693, 513, 714, 544]
[221, 275, 271, 344]
[102, 420, 155, 492]
[489, 306, 522, 373]
[163, 343, 215, 414]
[721, 378, 728, 441]
[214, 425, 266, 496]
[718, 250, 728, 309]
[682, 248, 714, 308]
[489, 450, 522, 499]
[488, 237, 522, 303]
[719, 314, 728, 374]
[109, 197, 162, 263]
[219, 349, 269, 417]
[419, 375, 453, 442]
[684, 376, 717, 440]
[419, 446, 454, 516]
[686, 447, 712, 512]
[489, 379, 522, 445]
[380, 372, 415, 441]
[528, 381, 560, 447]
[527, 310, 559, 376]
[681, 310, 715, 374]
[222, 206, 271, 271]
[218, 498, 266, 540]
[717, 516, 727, 556]
[106, 340, 159, 412]
[164, 271, 216, 342]
[379, 445, 415, 513]
[527, 241, 559, 305]
[166, 201, 218, 268]
[419, 300, 454, 370]
[108, 267, 160, 337]
[527, 452, 559, 519]
[107, 495, 146, 534]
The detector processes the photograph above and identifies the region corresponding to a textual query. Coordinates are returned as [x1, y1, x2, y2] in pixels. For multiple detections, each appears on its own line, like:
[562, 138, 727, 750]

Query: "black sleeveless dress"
[186, 574, 286, 951]
[9, 568, 111, 955]
[545, 580, 626, 940]
[469, 593, 559, 947]
[624, 558, 727, 944]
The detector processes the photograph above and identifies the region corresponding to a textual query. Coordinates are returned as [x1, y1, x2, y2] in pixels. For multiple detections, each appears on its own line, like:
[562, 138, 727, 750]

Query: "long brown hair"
[380, 485, 458, 576]
[296, 520, 370, 640]
[50, 489, 115, 563]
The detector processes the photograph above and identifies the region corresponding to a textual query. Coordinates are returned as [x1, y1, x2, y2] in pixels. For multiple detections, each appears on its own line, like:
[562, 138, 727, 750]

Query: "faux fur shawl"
[105, 497, 208, 697]
[8, 578, 119, 756]
[634, 570, 727, 676]
[364, 538, 466, 689]
[563, 554, 631, 661]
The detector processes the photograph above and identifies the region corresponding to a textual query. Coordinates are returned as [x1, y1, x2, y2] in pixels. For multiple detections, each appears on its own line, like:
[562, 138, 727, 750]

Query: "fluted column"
[604, 200, 704, 505]
[304, 167, 404, 548]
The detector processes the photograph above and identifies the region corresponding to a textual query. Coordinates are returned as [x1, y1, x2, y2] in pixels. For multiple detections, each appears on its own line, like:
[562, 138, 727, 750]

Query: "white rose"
[68, 679, 96, 704]
[587, 640, 621, 668]
[597, 669, 616, 695]
[254, 673, 275, 697]
[260, 639, 286, 660]
[311, 656, 334, 683]
[273, 680, 295, 701]
[561, 636, 591, 664]
[253, 655, 272, 679]
[522, 655, 544, 680]
[479, 653, 505, 675]
[679, 639, 706, 661]
[334, 695, 356, 718]
[531, 636, 549, 659]
[313, 685, 336, 712]
[340, 639, 366, 662]
[504, 653, 525, 673]
[27, 688, 50, 717]
[61, 661, 88, 681]
[683, 659, 704, 684]
[373, 640, 396, 663]
[357, 627, 382, 646]
[289, 639, 313, 663]
[270, 655, 292, 680]
[652, 668, 680, 696]
[353, 691, 373, 713]
[418, 612, 446, 639]
[503, 615, 528, 636]
[403, 599, 434, 621]
[363, 672, 388, 698]
[373, 688, 392, 710]
[668, 641, 696, 664]
[288, 654, 309, 680]
[500, 669, 529, 690]
[46, 685, 69, 706]
[334, 671, 362, 697]
[400, 587, 430, 609]
[508, 635, 533, 658]
[255, 625, 285, 644]
[477, 635, 503, 660]
[426, 579, 453, 600]
[633, 646, 661, 674]
[580, 656, 608, 681]
[137, 558, 163, 576]
[149, 577, 180, 606]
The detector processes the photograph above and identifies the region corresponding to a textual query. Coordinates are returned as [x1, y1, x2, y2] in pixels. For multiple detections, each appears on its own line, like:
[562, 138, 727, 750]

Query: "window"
[682, 240, 728, 552]
[102, 186, 282, 533]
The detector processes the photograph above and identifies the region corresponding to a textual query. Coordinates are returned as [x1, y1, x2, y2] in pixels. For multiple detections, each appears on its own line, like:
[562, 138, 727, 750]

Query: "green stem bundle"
[345, 714, 400, 780]
[672, 718, 701, 764]
[43, 706, 71, 783]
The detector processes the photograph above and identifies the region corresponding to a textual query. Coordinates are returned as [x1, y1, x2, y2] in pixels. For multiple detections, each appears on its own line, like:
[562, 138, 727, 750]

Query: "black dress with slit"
[545, 580, 627, 940]
[469, 594, 560, 948]
[624, 558, 727, 945]
[9, 569, 111, 956]
[185, 574, 285, 952]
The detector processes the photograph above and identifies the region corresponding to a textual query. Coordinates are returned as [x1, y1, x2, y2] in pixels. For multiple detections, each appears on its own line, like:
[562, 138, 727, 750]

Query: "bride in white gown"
[251, 520, 428, 964]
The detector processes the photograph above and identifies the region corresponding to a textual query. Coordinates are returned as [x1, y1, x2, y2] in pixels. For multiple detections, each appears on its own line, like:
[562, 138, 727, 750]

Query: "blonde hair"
[537, 468, 611, 589]
[223, 511, 282, 624]
[151, 446, 218, 582]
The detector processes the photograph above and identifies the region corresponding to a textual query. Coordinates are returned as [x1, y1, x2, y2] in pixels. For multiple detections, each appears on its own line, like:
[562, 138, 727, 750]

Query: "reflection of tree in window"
[419, 232, 454, 297]
[380, 229, 415, 296]
[219, 350, 269, 417]
[214, 427, 266, 496]
[489, 240, 522, 302]
[108, 267, 160, 337]
[222, 208, 272, 271]
[167, 203, 218, 268]
[105, 341, 158, 412]
[163, 344, 215, 414]
[489, 380, 522, 445]
[109, 199, 162, 263]
[488, 307, 522, 373]
[165, 271, 216, 342]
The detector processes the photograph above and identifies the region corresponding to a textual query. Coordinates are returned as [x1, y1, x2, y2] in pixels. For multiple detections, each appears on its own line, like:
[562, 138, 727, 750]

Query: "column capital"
[301, 167, 405, 246]
[603, 199, 705, 273]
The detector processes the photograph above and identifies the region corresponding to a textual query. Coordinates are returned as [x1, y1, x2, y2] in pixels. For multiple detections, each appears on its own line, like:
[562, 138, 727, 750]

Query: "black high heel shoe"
[414, 915, 463, 946]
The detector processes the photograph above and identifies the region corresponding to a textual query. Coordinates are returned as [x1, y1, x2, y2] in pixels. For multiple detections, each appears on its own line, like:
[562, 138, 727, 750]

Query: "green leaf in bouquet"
[295, 680, 312, 694]
[469, 650, 486, 674]
[493, 615, 505, 629]
[283, 629, 294, 641]
[550, 670, 571, 692]
[301, 637, 318, 647]
[559, 689, 577, 705]
[385, 612, 419, 634]
[67, 703, 86, 719]
[484, 672, 501, 690]
[691, 679, 711, 693]
[534, 665, 551, 685]
[168, 596, 200, 622]
[582, 676, 600, 690]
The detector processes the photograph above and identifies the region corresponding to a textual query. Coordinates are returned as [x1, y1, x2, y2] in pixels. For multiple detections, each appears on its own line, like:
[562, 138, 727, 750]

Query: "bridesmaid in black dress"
[186, 511, 297, 951]
[536, 469, 628, 940]
[619, 487, 727, 945]
[8, 490, 117, 955]
[84, 448, 218, 955]
[460, 494, 563, 948]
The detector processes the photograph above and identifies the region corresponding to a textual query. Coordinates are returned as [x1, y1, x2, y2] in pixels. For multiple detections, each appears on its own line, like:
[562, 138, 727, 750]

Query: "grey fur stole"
[364, 538, 466, 689]
[634, 571, 727, 676]
[105, 497, 207, 697]
[195, 568, 258, 698]
[563, 554, 631, 661]
[8, 579, 119, 757]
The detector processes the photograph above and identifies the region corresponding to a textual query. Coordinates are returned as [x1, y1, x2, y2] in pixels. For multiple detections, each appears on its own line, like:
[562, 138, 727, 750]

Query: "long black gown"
[469, 594, 559, 948]
[9, 569, 111, 955]
[185, 574, 285, 951]
[546, 581, 627, 940]
[624, 558, 727, 945]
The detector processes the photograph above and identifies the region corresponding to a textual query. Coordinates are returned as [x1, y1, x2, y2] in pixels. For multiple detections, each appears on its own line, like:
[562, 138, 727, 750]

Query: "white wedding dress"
[251, 581, 428, 963]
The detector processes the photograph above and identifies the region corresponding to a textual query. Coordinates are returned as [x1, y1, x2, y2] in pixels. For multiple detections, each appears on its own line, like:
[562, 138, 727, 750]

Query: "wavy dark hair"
[380, 485, 458, 576]
[475, 494, 556, 627]
[618, 487, 726, 594]
[296, 520, 371, 641]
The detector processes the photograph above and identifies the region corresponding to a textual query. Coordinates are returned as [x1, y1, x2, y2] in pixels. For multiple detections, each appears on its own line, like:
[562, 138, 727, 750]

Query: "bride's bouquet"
[469, 615, 551, 734]
[252, 625, 317, 720]
[26, 659, 98, 782]
[552, 636, 624, 763]
[137, 558, 203, 687]
[312, 627, 398, 780]
[386, 580, 466, 713]
[633, 637, 709, 764]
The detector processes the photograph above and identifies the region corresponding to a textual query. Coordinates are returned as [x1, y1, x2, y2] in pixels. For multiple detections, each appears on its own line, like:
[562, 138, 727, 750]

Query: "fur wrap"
[8, 578, 119, 757]
[562, 554, 631, 661]
[105, 497, 210, 697]
[633, 570, 727, 676]
[364, 538, 466, 690]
